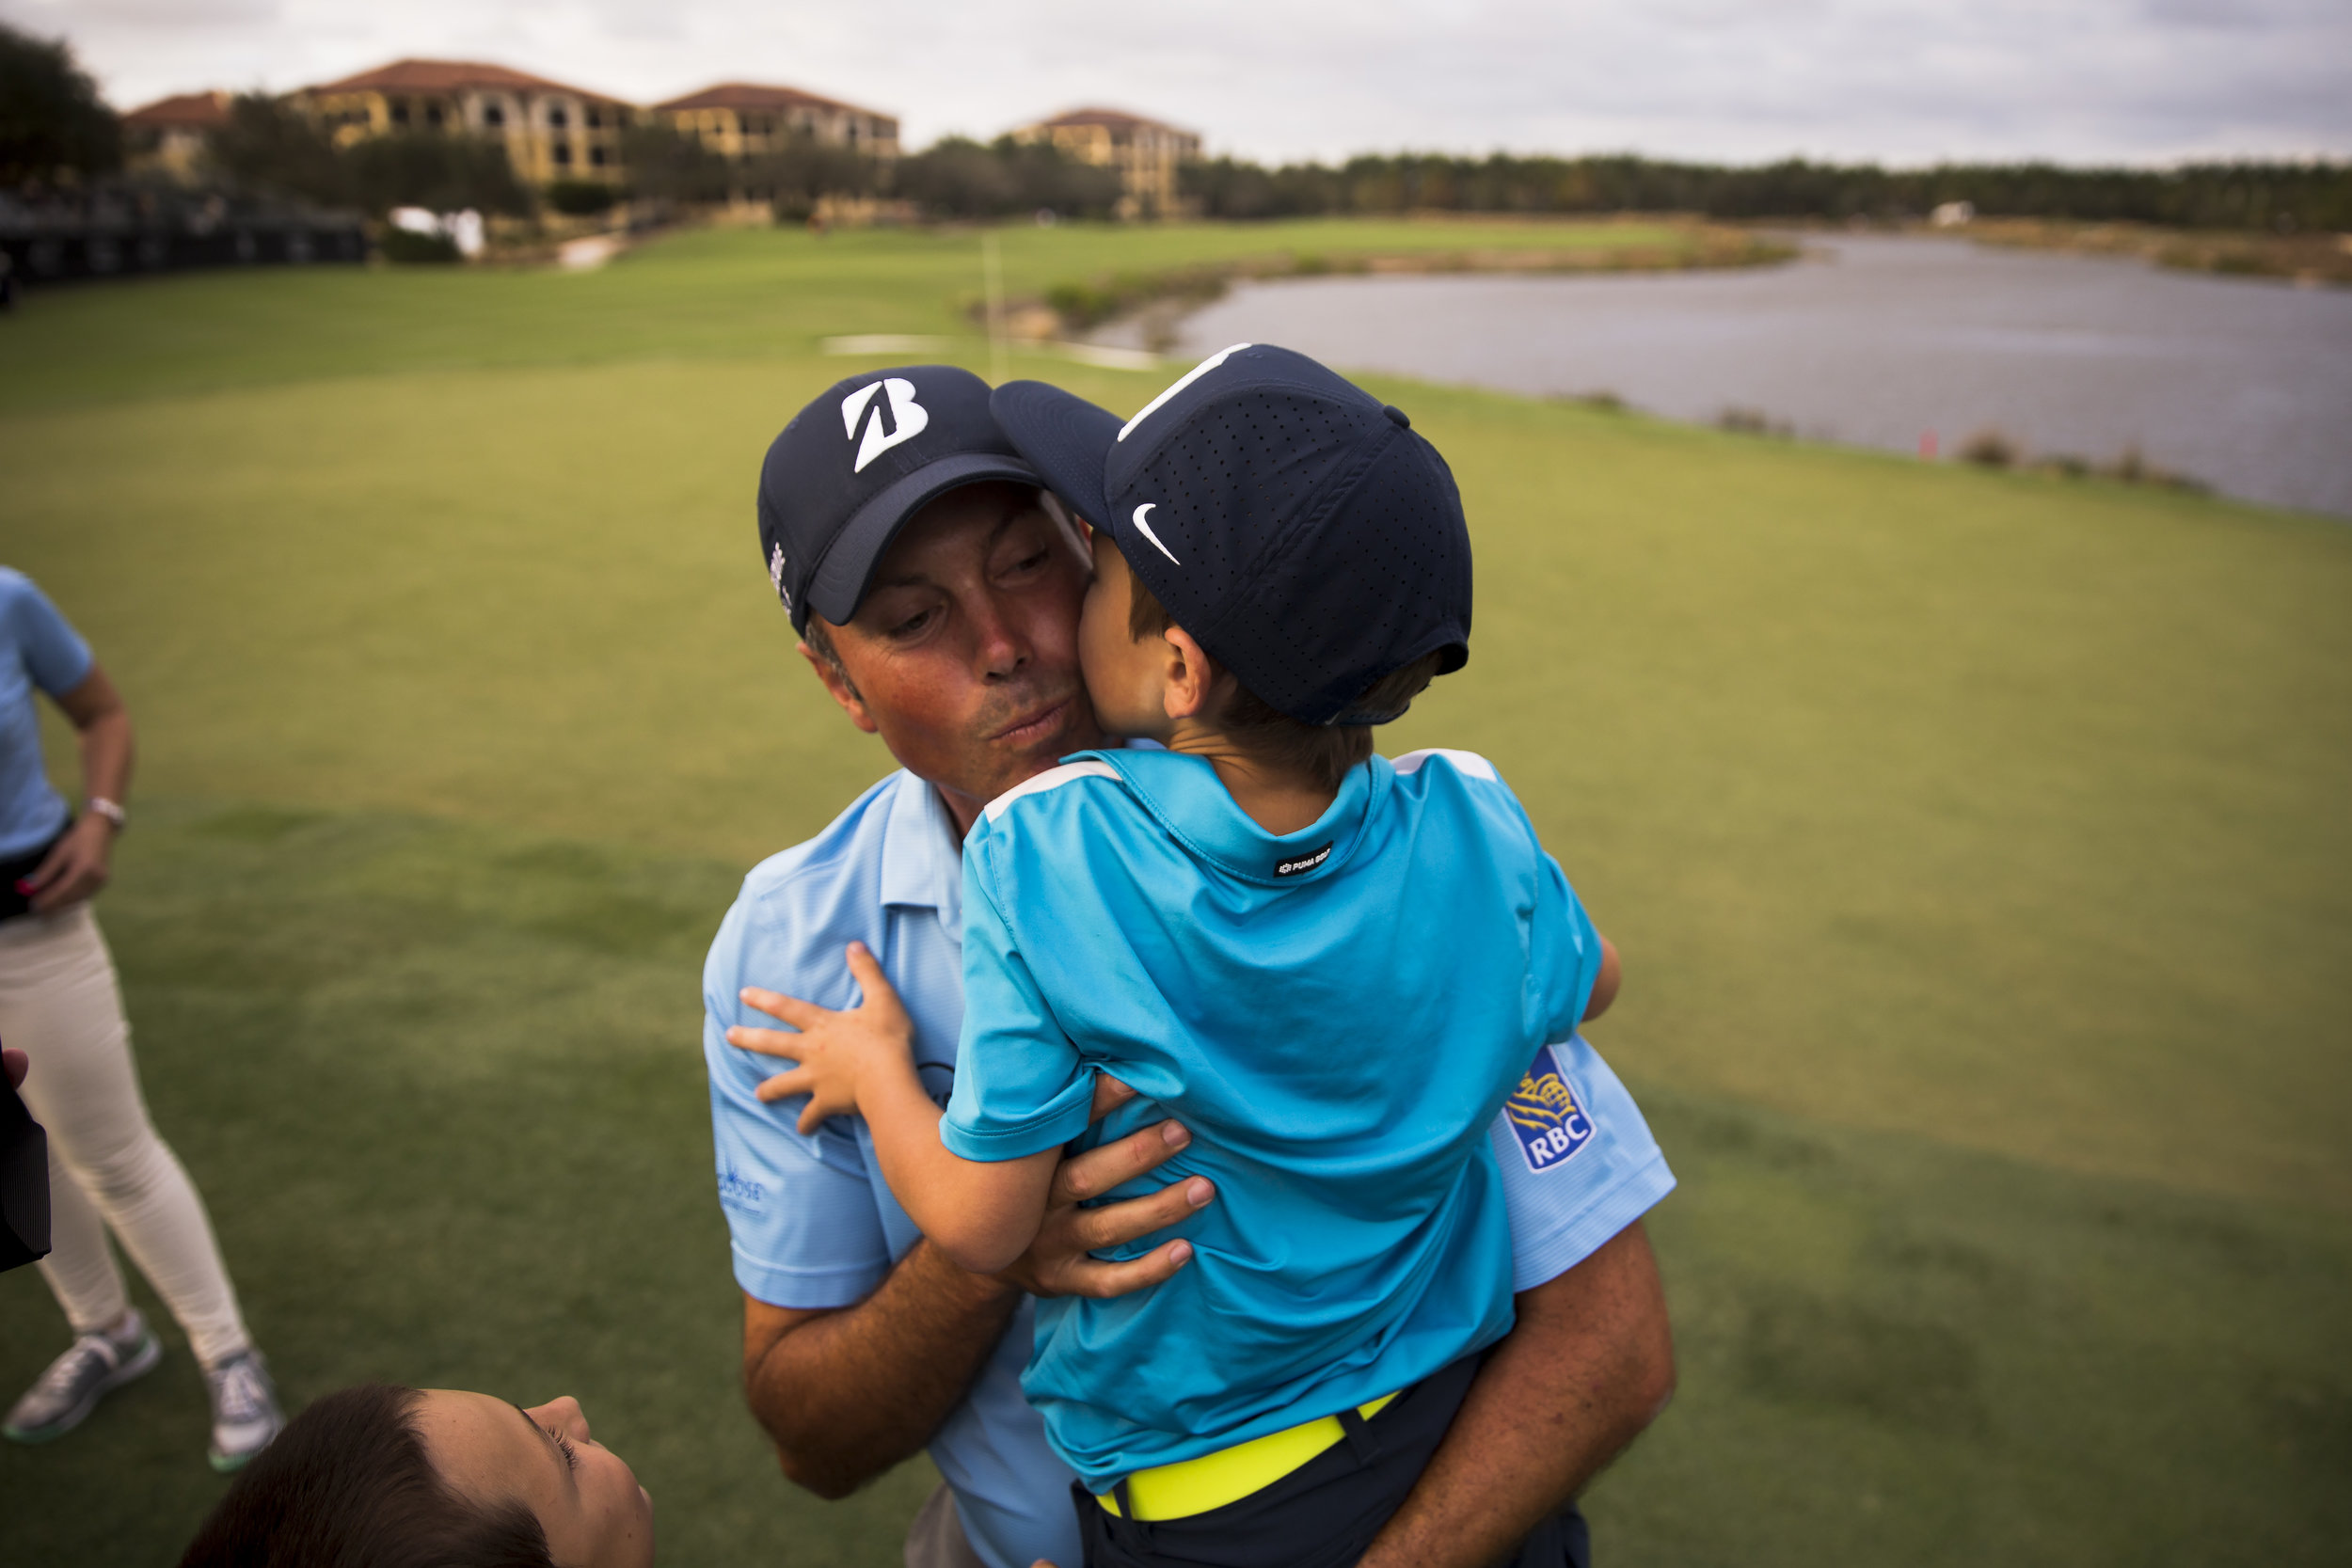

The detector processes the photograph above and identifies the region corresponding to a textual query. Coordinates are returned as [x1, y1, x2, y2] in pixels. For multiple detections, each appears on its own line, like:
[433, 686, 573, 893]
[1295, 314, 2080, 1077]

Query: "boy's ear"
[1161, 626, 1219, 721]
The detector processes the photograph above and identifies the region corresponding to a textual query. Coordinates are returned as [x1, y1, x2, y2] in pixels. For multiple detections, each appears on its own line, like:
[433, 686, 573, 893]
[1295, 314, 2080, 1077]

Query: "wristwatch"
[87, 797, 127, 832]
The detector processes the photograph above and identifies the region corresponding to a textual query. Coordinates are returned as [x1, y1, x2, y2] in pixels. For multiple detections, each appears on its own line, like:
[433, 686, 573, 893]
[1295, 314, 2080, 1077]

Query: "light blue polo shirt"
[1, 570, 94, 857]
[703, 765, 1675, 1568]
[948, 746, 1608, 1491]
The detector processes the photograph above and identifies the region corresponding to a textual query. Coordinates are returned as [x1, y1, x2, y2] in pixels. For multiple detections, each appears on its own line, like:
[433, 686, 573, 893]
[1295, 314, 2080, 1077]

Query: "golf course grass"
[2, 221, 2346, 1565]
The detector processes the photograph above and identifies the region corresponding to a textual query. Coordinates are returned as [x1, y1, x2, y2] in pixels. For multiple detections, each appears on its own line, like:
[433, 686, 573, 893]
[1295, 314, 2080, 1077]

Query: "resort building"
[123, 91, 231, 180]
[652, 84, 900, 162]
[293, 59, 634, 187]
[1010, 108, 1200, 217]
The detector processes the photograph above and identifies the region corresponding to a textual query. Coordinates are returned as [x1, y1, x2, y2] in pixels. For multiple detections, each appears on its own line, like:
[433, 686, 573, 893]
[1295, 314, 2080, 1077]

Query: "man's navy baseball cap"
[756, 365, 1041, 633]
[991, 343, 1471, 725]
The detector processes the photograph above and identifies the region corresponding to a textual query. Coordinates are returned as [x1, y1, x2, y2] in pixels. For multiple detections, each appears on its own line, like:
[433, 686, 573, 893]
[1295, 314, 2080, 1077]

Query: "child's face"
[1078, 529, 1175, 741]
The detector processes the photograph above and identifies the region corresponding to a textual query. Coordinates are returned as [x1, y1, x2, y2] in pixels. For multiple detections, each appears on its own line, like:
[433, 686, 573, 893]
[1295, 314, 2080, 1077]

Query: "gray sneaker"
[3, 1310, 163, 1444]
[203, 1348, 283, 1472]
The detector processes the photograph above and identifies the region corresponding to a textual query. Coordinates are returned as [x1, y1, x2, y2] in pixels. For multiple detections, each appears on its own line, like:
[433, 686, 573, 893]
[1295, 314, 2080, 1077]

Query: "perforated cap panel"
[1097, 347, 1472, 724]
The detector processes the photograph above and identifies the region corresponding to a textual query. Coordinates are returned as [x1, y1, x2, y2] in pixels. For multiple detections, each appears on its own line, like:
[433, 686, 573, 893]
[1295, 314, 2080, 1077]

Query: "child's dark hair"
[1130, 578, 1445, 791]
[179, 1384, 554, 1568]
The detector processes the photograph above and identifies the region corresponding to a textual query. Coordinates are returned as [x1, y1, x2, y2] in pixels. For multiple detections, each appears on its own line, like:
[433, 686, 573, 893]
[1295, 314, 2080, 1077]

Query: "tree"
[757, 133, 876, 218]
[618, 123, 732, 204]
[207, 93, 349, 205]
[0, 22, 120, 184]
[894, 136, 1123, 220]
[344, 130, 532, 216]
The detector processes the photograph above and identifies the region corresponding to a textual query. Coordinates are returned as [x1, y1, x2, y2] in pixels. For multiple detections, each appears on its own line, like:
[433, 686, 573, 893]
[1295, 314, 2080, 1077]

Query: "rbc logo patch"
[1505, 1044, 1596, 1172]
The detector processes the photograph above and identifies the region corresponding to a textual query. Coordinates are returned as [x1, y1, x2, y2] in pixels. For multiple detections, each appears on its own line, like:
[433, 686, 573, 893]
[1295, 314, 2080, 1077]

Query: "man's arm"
[743, 1241, 1019, 1499]
[742, 1099, 1214, 1498]
[1357, 1220, 1676, 1568]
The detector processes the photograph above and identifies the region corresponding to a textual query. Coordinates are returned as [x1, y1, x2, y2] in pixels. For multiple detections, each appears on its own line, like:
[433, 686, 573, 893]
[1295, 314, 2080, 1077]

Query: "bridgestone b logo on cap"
[1274, 842, 1332, 878]
[842, 378, 929, 473]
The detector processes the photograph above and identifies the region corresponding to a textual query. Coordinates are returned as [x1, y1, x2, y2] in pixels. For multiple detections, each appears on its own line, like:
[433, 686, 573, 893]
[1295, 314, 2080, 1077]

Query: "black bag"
[0, 1079, 51, 1273]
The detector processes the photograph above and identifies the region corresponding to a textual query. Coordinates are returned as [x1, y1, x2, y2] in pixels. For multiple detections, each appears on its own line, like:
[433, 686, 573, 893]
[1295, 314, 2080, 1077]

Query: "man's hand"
[997, 1075, 1215, 1299]
[728, 942, 914, 1133]
[3, 1046, 25, 1090]
[21, 814, 114, 913]
[1357, 1221, 1675, 1568]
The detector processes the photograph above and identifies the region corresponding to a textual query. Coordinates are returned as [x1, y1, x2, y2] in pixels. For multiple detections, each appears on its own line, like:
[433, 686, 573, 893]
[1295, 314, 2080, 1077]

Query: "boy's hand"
[730, 942, 914, 1134]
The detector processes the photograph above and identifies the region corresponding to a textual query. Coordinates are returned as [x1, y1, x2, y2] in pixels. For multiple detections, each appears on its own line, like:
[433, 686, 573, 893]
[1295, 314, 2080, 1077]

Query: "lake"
[1148, 235, 2352, 518]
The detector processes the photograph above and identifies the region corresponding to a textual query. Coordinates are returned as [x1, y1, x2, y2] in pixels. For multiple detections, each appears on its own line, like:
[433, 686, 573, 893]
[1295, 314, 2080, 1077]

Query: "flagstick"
[982, 230, 1009, 386]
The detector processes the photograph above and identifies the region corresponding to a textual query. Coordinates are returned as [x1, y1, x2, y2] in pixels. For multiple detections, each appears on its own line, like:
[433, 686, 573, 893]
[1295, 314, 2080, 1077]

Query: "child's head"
[1076, 521, 1445, 789]
[994, 345, 1473, 784]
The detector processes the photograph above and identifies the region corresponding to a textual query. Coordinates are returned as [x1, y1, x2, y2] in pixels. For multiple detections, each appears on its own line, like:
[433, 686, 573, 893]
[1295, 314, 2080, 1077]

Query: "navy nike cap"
[756, 365, 1041, 633]
[991, 344, 1471, 725]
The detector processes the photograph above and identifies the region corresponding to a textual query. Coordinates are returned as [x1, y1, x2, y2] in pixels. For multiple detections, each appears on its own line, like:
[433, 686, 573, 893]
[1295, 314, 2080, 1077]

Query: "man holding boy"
[704, 363, 1677, 1568]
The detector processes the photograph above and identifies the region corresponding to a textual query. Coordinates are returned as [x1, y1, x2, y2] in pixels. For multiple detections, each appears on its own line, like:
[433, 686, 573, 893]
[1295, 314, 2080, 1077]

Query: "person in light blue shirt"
[708, 364, 1676, 1568]
[0, 568, 97, 866]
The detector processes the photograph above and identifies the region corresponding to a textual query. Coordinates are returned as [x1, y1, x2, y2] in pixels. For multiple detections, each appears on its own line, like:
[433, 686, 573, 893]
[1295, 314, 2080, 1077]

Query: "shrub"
[1959, 430, 2017, 467]
[547, 180, 618, 216]
[379, 227, 460, 264]
[1719, 406, 1790, 437]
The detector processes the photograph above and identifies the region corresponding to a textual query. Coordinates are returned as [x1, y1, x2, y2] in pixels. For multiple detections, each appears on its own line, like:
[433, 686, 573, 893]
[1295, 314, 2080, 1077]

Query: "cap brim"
[801, 451, 1041, 630]
[989, 381, 1121, 530]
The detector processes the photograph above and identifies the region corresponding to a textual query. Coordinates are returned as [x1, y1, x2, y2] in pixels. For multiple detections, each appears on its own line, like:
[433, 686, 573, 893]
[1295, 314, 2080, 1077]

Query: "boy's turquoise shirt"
[946, 746, 1605, 1491]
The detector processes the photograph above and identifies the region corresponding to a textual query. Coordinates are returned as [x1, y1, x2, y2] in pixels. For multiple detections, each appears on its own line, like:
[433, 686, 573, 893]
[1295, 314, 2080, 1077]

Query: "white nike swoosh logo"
[1131, 504, 1181, 565]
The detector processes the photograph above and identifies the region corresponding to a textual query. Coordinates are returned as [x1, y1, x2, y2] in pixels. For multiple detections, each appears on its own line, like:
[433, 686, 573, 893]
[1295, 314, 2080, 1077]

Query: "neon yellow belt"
[1096, 1391, 1401, 1523]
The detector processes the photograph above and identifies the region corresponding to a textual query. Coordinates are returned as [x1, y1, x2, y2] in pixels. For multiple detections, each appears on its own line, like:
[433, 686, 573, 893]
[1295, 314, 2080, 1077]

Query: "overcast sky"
[6, 0, 2346, 166]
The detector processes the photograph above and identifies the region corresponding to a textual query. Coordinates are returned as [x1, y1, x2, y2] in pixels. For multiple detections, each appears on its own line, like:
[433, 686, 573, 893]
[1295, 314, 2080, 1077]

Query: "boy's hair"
[1130, 578, 1444, 791]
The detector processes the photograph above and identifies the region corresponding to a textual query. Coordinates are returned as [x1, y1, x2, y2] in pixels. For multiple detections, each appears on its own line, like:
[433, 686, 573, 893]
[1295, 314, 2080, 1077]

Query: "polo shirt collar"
[1085, 748, 1388, 886]
[880, 769, 964, 920]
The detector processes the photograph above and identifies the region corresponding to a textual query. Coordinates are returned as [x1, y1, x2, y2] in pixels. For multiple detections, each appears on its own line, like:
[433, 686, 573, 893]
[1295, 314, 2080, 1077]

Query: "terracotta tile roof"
[304, 58, 627, 104]
[124, 91, 231, 130]
[1030, 107, 1194, 135]
[653, 82, 894, 121]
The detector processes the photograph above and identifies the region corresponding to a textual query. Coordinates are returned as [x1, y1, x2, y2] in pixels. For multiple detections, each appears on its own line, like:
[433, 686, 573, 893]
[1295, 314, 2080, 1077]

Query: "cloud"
[15, 0, 2347, 162]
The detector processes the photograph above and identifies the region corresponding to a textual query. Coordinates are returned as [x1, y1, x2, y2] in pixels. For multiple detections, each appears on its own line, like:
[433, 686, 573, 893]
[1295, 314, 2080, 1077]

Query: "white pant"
[0, 903, 251, 1368]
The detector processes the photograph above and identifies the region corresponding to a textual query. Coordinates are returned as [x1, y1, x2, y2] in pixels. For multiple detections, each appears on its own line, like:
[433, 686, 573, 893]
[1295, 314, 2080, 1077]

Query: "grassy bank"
[1, 221, 2346, 1564]
[0, 216, 1746, 415]
[1960, 216, 2352, 287]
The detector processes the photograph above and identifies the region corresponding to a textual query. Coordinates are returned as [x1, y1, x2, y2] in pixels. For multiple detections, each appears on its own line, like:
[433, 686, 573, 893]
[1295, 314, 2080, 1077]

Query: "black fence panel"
[1, 187, 368, 288]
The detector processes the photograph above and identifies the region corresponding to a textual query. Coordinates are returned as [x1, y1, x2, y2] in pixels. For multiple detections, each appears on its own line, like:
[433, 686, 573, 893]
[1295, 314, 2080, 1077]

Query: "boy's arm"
[731, 942, 1060, 1275]
[854, 1053, 1061, 1275]
[1584, 936, 1620, 1022]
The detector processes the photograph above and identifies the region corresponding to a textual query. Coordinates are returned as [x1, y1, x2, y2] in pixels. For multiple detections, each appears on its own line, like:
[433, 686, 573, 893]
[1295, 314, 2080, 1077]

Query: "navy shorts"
[1074, 1354, 1593, 1568]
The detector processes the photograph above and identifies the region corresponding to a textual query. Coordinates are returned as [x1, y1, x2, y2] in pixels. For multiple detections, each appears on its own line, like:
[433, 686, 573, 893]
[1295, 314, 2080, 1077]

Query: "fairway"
[2, 223, 2347, 1565]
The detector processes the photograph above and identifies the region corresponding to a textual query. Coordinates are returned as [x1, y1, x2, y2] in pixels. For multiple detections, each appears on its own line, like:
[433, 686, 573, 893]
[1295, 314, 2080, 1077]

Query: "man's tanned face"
[803, 482, 1103, 832]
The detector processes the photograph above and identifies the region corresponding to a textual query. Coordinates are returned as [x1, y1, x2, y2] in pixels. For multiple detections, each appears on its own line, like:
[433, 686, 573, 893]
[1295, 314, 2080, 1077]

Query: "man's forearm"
[743, 1240, 1022, 1499]
[1358, 1221, 1676, 1568]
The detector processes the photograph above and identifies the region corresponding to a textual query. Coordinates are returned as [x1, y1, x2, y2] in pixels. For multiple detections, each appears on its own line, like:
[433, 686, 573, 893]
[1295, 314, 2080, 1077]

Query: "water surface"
[1156, 236, 2352, 517]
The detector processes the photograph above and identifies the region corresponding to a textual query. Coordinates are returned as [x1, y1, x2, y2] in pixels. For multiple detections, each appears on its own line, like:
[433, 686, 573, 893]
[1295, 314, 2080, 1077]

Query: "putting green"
[1, 223, 2346, 1565]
